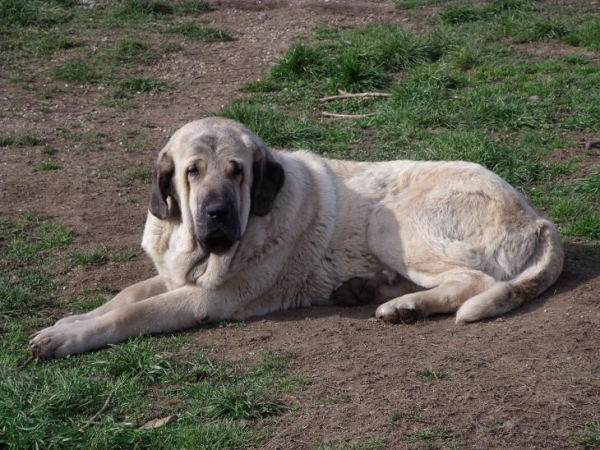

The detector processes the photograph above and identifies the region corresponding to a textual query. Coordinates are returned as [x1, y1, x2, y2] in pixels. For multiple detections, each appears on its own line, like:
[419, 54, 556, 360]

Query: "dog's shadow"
[247, 242, 600, 325]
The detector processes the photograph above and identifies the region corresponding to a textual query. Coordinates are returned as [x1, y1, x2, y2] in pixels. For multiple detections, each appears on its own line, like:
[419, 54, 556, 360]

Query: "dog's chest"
[142, 217, 205, 289]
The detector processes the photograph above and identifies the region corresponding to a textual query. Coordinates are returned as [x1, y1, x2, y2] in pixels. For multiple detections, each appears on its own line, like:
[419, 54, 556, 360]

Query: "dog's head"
[149, 117, 285, 255]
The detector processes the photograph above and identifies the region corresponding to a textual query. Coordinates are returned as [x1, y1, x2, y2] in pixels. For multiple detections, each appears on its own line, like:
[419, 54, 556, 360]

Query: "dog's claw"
[379, 308, 420, 324]
[29, 336, 52, 359]
[376, 300, 421, 325]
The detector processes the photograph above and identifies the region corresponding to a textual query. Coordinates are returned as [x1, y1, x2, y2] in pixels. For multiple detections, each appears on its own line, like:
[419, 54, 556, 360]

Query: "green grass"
[564, 20, 600, 50]
[0, 133, 42, 147]
[118, 77, 168, 94]
[0, 213, 73, 318]
[1, 0, 230, 110]
[112, 0, 212, 18]
[263, 24, 446, 93]
[416, 368, 447, 382]
[0, 216, 305, 449]
[33, 161, 61, 171]
[113, 39, 156, 64]
[576, 421, 600, 449]
[112, 250, 138, 262]
[171, 22, 233, 41]
[393, 0, 451, 10]
[227, 6, 600, 242]
[2, 1, 600, 448]
[1, 336, 290, 448]
[73, 246, 144, 265]
[0, 0, 72, 27]
[51, 57, 112, 84]
[388, 409, 426, 424]
[73, 246, 110, 265]
[411, 426, 452, 446]
[314, 437, 386, 450]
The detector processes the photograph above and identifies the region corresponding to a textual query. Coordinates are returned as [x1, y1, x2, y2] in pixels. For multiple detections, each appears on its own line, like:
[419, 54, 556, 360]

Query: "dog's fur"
[30, 118, 564, 358]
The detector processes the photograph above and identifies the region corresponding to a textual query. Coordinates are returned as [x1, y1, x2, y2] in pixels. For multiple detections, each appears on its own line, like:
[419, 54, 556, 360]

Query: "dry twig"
[321, 112, 375, 119]
[16, 355, 35, 370]
[81, 392, 114, 431]
[319, 91, 392, 102]
[578, 140, 600, 151]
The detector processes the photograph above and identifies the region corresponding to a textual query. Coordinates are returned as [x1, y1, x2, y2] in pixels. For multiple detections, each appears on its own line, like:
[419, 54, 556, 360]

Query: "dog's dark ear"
[149, 152, 178, 220]
[251, 138, 285, 217]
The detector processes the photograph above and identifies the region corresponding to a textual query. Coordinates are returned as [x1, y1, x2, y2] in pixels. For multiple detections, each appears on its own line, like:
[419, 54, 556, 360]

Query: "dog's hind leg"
[375, 269, 495, 323]
[331, 271, 420, 306]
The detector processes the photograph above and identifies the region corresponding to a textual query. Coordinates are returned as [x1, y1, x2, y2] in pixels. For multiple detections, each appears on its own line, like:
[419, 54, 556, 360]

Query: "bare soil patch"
[1, 1, 599, 448]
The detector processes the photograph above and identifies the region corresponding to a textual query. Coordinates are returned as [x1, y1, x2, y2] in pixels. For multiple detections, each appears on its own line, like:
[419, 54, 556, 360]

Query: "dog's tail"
[455, 219, 564, 324]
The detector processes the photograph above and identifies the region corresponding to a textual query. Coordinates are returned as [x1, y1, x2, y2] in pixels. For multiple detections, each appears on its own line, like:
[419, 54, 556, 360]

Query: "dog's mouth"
[201, 229, 238, 254]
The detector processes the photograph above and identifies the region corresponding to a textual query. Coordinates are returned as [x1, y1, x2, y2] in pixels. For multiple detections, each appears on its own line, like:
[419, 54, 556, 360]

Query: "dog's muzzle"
[197, 200, 240, 254]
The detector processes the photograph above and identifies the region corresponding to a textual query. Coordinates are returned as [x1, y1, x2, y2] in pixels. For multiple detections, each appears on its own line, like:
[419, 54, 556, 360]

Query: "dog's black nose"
[205, 203, 231, 221]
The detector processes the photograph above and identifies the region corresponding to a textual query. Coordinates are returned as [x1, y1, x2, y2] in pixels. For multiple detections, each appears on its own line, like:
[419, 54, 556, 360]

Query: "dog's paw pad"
[376, 304, 421, 324]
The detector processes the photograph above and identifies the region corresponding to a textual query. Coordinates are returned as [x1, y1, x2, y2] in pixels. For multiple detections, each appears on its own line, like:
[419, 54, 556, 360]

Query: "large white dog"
[30, 118, 563, 358]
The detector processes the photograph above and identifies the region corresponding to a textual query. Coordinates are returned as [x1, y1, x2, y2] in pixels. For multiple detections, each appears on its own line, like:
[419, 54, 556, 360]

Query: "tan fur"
[30, 118, 564, 358]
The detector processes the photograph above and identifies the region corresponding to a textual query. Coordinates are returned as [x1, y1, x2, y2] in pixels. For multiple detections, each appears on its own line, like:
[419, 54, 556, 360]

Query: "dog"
[30, 117, 563, 358]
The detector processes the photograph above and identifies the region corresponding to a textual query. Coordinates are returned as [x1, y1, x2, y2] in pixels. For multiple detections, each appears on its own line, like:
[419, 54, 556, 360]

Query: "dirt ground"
[1, 1, 599, 448]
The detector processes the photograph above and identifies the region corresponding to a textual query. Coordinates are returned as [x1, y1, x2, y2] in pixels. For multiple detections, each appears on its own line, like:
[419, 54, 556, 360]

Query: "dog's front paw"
[29, 325, 84, 359]
[376, 299, 421, 324]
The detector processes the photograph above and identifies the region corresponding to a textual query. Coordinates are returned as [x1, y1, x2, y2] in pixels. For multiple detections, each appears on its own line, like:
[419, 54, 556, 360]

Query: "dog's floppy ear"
[250, 136, 285, 217]
[149, 151, 179, 220]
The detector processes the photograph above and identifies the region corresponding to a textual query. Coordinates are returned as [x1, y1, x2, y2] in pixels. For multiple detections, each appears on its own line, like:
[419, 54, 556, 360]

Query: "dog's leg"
[30, 285, 223, 358]
[331, 271, 420, 306]
[375, 269, 495, 323]
[54, 276, 168, 326]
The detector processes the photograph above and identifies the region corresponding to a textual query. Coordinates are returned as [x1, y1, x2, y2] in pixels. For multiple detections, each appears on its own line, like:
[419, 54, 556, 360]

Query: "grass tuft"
[576, 421, 600, 449]
[112, 250, 138, 262]
[416, 368, 447, 382]
[73, 246, 110, 266]
[564, 21, 600, 50]
[51, 58, 111, 84]
[393, 0, 449, 9]
[0, 0, 40, 27]
[219, 100, 323, 148]
[171, 22, 233, 42]
[330, 51, 389, 92]
[314, 436, 386, 450]
[114, 39, 156, 63]
[271, 42, 328, 82]
[0, 133, 42, 147]
[33, 161, 61, 171]
[174, 0, 213, 15]
[388, 409, 426, 424]
[412, 426, 450, 442]
[440, 4, 485, 25]
[126, 166, 153, 181]
[99, 337, 175, 381]
[573, 172, 600, 199]
[118, 77, 168, 94]
[114, 0, 175, 17]
[202, 385, 286, 419]
[488, 0, 535, 13]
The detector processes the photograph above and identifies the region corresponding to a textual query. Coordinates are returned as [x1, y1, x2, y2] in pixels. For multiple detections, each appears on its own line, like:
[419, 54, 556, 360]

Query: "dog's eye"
[230, 161, 243, 176]
[187, 166, 200, 178]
